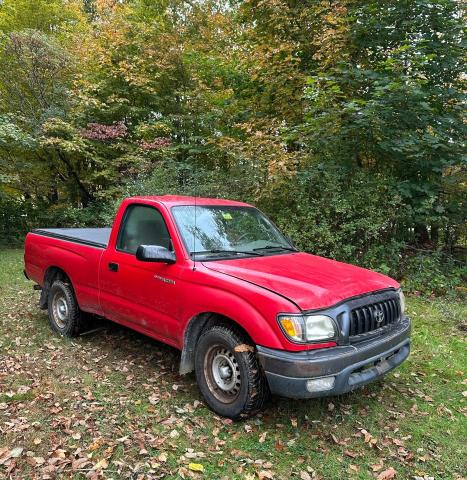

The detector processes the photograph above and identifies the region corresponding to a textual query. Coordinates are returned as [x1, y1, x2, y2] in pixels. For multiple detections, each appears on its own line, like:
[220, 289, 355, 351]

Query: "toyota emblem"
[374, 308, 384, 324]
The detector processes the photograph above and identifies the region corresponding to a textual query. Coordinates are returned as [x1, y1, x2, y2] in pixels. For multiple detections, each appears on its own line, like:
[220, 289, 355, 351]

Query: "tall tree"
[296, 0, 466, 245]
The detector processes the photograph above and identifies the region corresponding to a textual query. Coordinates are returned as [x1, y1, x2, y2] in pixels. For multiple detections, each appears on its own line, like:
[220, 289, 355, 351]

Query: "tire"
[47, 280, 85, 337]
[195, 323, 270, 419]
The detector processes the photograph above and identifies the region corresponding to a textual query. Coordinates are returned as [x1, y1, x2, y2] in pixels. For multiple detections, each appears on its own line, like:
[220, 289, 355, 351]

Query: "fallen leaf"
[371, 461, 384, 472]
[188, 462, 204, 472]
[234, 344, 254, 353]
[72, 457, 90, 471]
[275, 440, 284, 452]
[331, 434, 340, 444]
[377, 467, 396, 480]
[93, 458, 109, 470]
[10, 447, 24, 459]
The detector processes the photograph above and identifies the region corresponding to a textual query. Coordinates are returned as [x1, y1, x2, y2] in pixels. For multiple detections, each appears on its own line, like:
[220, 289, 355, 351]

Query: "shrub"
[400, 251, 466, 298]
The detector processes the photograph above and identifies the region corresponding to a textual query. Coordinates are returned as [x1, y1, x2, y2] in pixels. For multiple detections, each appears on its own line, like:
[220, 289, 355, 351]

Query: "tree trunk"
[414, 224, 429, 246]
[430, 224, 439, 245]
[55, 150, 92, 207]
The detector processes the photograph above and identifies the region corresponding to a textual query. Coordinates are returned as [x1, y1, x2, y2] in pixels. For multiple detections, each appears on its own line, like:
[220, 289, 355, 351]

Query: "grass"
[0, 248, 465, 479]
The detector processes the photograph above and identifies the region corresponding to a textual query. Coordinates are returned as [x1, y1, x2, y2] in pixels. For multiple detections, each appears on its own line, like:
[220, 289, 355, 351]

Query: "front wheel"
[194, 324, 270, 419]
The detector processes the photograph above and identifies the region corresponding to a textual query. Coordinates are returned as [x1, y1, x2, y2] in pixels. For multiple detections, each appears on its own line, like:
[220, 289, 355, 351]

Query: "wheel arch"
[179, 312, 254, 375]
[39, 265, 73, 309]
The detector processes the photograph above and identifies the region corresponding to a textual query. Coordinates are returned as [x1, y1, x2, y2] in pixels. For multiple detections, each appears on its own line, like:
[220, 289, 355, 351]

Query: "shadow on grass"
[65, 314, 389, 426]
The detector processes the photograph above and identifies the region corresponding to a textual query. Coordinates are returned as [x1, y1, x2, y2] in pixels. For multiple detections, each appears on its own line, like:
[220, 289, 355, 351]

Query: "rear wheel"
[47, 280, 85, 337]
[195, 324, 270, 419]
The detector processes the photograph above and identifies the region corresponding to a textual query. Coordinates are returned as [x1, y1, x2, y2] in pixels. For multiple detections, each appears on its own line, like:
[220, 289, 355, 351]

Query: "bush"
[130, 160, 408, 276]
[262, 163, 407, 276]
[400, 251, 466, 298]
[0, 196, 117, 246]
[0, 196, 29, 246]
[4, 159, 463, 300]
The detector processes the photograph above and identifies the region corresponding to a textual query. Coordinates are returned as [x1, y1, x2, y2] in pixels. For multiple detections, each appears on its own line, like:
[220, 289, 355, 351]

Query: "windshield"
[171, 205, 295, 259]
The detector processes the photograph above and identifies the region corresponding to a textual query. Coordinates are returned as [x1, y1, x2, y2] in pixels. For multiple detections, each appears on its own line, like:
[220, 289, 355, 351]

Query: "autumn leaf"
[371, 461, 384, 472]
[258, 470, 274, 479]
[188, 462, 204, 472]
[234, 344, 254, 353]
[377, 467, 396, 480]
[9, 447, 23, 458]
[93, 458, 109, 470]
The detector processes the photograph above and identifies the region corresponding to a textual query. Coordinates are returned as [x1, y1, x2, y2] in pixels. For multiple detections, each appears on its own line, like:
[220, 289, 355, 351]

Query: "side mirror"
[136, 245, 176, 264]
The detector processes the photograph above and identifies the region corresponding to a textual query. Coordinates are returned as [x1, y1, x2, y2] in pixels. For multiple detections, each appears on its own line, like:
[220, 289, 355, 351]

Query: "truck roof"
[129, 195, 252, 207]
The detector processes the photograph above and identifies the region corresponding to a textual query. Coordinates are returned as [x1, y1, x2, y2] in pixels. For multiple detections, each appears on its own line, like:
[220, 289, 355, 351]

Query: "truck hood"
[203, 252, 399, 311]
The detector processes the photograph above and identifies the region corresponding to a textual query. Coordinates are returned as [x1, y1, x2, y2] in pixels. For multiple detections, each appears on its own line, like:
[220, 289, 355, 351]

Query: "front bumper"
[257, 316, 411, 398]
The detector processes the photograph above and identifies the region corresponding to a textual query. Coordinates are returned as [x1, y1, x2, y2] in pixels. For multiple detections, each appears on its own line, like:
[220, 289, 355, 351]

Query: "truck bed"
[33, 228, 112, 248]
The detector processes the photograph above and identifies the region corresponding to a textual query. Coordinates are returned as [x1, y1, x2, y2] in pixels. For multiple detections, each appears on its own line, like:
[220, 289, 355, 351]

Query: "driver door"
[99, 204, 181, 343]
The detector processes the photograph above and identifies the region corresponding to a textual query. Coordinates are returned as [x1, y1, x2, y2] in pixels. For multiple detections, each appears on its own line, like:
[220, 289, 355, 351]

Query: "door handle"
[108, 262, 119, 272]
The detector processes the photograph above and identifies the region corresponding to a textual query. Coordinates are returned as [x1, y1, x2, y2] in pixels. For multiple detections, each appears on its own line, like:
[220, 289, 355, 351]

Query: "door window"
[117, 205, 171, 254]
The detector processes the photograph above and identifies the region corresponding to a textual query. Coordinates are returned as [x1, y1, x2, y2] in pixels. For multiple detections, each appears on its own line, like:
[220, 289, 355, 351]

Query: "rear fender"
[25, 233, 103, 315]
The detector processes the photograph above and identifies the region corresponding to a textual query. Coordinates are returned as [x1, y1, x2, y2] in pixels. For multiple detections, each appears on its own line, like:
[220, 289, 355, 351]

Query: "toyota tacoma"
[24, 196, 411, 418]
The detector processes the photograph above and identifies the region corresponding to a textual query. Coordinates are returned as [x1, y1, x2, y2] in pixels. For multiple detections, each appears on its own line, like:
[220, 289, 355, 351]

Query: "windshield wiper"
[192, 249, 263, 257]
[253, 245, 298, 252]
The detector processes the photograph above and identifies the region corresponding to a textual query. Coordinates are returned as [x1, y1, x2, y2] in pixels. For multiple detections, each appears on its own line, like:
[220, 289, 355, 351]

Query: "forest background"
[0, 0, 465, 296]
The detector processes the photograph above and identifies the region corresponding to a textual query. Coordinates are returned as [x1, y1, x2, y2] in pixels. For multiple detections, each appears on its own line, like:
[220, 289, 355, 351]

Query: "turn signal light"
[278, 316, 304, 342]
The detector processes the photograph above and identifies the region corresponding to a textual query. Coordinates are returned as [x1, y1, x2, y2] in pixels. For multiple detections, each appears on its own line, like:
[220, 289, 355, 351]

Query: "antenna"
[192, 178, 197, 271]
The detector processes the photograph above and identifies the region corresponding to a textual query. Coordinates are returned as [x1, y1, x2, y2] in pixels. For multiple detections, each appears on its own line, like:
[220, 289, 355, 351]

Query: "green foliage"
[0, 30, 72, 121]
[401, 251, 467, 298]
[0, 196, 29, 245]
[135, 160, 409, 276]
[0, 0, 83, 35]
[296, 0, 466, 247]
[0, 0, 465, 292]
[269, 165, 406, 270]
[0, 114, 37, 149]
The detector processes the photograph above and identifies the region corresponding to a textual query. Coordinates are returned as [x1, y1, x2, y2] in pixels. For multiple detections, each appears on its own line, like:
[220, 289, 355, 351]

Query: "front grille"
[349, 297, 401, 337]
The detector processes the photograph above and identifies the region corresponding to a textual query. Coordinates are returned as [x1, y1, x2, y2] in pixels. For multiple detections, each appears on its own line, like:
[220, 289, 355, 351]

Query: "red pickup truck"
[24, 196, 410, 418]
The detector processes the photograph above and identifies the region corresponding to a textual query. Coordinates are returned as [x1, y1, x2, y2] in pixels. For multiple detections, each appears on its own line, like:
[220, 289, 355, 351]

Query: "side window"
[117, 205, 171, 254]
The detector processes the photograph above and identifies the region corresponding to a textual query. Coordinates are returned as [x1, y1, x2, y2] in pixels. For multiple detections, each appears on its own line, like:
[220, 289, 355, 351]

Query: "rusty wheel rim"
[204, 345, 241, 403]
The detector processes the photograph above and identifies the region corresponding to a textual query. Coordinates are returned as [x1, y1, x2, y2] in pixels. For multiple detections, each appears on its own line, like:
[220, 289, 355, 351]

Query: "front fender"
[179, 273, 294, 351]
[178, 288, 286, 375]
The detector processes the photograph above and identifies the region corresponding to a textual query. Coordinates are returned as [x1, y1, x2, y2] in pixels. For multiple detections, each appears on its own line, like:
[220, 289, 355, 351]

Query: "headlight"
[398, 288, 406, 315]
[305, 315, 336, 341]
[278, 314, 336, 343]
